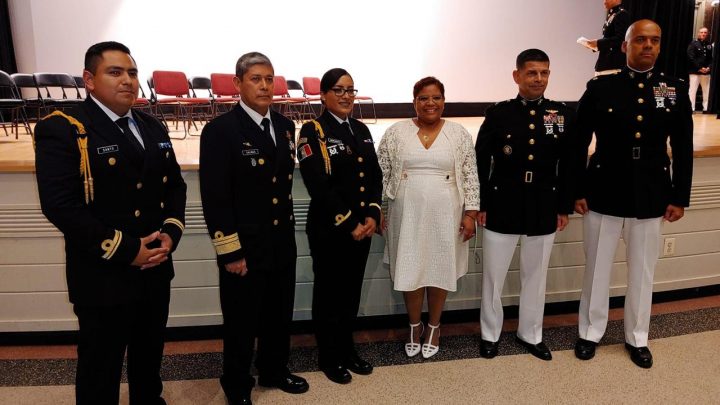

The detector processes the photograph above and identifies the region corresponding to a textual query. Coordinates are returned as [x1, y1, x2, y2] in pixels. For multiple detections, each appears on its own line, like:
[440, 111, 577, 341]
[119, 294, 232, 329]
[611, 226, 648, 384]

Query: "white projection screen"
[9, 0, 605, 104]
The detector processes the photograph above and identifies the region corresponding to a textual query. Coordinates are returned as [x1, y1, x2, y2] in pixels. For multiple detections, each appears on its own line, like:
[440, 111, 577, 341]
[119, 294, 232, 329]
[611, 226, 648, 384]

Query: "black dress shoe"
[227, 392, 252, 405]
[343, 355, 373, 375]
[625, 343, 653, 369]
[515, 337, 552, 361]
[574, 338, 597, 360]
[480, 339, 499, 359]
[321, 365, 352, 384]
[257, 373, 309, 394]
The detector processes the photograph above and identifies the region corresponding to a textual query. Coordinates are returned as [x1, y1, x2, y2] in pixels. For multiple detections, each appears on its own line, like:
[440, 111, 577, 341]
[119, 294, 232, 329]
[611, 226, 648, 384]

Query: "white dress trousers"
[578, 211, 662, 347]
[688, 74, 710, 112]
[480, 228, 556, 344]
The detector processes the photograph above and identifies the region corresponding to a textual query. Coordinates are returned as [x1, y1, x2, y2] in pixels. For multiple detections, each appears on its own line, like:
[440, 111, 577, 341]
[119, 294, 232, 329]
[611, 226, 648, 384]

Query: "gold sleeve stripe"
[212, 232, 242, 255]
[369, 203, 382, 212]
[163, 218, 185, 232]
[334, 210, 352, 226]
[101, 230, 123, 260]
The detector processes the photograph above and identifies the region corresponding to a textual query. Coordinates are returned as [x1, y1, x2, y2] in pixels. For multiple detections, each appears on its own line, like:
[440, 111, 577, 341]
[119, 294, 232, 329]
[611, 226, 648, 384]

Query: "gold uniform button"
[162, 176, 168, 183]
[637, 115, 643, 122]
[360, 186, 365, 192]
[665, 108, 671, 112]
[638, 83, 645, 89]
[530, 110, 536, 116]
[528, 155, 534, 161]
[529, 124, 535, 130]
[608, 108, 613, 113]
[273, 219, 279, 226]
[288, 174, 293, 180]
[359, 172, 365, 178]
[272, 176, 277, 183]
[635, 132, 642, 139]
[529, 139, 535, 145]
[108, 157, 117, 166]
[272, 198, 278, 205]
[506, 134, 512, 139]
[638, 98, 644, 104]
[357, 157, 364, 163]
[165, 151, 170, 158]
[136, 182, 142, 189]
[258, 158, 265, 165]
[160, 202, 164, 209]
[553, 134, 558, 139]
[360, 202, 366, 207]
[134, 210, 141, 217]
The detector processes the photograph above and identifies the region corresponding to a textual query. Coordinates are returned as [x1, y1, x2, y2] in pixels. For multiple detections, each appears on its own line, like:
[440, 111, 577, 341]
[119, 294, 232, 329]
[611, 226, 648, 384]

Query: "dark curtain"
[0, 0, 17, 74]
[623, 0, 696, 79]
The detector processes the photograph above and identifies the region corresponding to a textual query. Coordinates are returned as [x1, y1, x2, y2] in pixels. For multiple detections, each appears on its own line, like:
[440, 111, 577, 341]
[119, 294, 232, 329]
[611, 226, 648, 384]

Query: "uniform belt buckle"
[632, 147, 641, 160]
[524, 171, 533, 183]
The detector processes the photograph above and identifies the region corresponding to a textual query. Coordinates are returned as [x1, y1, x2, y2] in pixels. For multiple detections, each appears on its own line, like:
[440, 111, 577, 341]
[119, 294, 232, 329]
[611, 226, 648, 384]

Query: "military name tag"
[242, 149, 260, 156]
[158, 142, 173, 150]
[97, 145, 119, 154]
[363, 138, 374, 143]
[327, 138, 343, 145]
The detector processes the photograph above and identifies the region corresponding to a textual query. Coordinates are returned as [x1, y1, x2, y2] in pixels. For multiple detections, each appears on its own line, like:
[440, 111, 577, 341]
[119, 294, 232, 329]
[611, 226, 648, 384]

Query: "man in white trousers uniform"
[573, 20, 693, 369]
[475, 49, 576, 361]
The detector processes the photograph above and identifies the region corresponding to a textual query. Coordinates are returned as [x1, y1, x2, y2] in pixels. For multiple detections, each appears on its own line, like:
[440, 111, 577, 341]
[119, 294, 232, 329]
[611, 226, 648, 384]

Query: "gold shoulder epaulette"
[43, 111, 94, 204]
[311, 120, 332, 175]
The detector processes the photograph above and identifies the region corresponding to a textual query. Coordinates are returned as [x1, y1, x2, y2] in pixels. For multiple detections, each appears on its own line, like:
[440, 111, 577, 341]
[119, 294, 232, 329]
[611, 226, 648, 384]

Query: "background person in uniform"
[34, 41, 187, 405]
[475, 49, 576, 361]
[199, 52, 308, 405]
[587, 0, 630, 75]
[378, 77, 479, 359]
[297, 68, 383, 385]
[573, 20, 693, 369]
[687, 27, 713, 113]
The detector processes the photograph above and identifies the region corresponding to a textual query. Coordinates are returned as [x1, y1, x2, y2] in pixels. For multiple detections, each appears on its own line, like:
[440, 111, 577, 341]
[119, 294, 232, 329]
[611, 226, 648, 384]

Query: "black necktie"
[261, 118, 275, 146]
[341, 121, 352, 136]
[116, 117, 144, 154]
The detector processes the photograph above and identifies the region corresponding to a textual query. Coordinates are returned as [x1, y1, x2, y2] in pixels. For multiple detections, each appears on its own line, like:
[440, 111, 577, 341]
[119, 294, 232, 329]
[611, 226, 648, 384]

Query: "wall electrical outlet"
[663, 237, 676, 256]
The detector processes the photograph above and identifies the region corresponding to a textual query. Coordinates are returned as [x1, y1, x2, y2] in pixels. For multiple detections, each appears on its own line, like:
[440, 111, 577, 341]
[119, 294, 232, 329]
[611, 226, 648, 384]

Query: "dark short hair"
[235, 52, 273, 79]
[413, 76, 445, 99]
[84, 41, 131, 74]
[320, 68, 352, 93]
[516, 49, 550, 70]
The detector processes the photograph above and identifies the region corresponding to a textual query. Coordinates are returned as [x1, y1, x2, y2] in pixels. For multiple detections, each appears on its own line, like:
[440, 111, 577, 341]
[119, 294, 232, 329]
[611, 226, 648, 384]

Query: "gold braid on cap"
[43, 111, 94, 204]
[311, 120, 331, 175]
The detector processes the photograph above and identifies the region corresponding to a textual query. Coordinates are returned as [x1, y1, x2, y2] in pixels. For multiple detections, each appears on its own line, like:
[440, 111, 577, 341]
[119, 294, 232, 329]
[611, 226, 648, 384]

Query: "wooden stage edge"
[1, 115, 719, 173]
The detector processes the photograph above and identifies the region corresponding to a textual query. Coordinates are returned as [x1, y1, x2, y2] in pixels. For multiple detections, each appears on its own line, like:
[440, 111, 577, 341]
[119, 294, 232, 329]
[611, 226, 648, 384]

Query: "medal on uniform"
[557, 115, 565, 133]
[251, 158, 257, 166]
[654, 82, 677, 108]
[544, 110, 558, 135]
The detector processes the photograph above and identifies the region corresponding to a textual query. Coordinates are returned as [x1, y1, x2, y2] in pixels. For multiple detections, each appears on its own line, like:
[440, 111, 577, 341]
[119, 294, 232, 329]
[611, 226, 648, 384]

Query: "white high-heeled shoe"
[405, 322, 424, 357]
[422, 323, 440, 359]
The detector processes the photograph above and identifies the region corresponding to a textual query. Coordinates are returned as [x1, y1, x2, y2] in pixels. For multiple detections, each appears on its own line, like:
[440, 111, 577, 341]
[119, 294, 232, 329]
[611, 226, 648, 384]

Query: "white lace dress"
[384, 126, 469, 291]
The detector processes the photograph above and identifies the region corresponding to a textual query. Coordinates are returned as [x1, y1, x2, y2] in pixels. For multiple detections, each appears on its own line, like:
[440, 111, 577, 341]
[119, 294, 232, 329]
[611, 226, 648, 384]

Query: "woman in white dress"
[378, 77, 479, 358]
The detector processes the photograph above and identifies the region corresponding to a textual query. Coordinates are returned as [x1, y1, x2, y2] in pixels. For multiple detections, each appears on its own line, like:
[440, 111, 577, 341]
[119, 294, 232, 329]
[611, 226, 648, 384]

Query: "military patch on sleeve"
[297, 137, 308, 145]
[298, 144, 313, 161]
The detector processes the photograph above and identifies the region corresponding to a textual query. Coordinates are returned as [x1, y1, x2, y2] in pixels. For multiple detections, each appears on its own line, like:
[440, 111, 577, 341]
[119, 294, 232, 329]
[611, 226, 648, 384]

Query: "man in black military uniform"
[588, 0, 630, 75]
[573, 20, 693, 369]
[475, 49, 576, 361]
[687, 27, 713, 112]
[199, 52, 308, 405]
[34, 41, 187, 405]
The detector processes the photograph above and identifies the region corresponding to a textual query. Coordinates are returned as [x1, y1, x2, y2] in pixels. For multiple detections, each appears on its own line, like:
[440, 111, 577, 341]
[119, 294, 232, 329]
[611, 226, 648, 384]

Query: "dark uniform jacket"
[575, 68, 694, 218]
[199, 105, 296, 265]
[596, 5, 630, 72]
[687, 39, 713, 74]
[297, 111, 383, 235]
[476, 96, 576, 236]
[34, 98, 187, 306]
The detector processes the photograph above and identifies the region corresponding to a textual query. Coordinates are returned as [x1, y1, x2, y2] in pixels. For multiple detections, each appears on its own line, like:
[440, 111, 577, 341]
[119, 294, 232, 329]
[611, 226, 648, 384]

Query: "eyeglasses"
[330, 87, 358, 97]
